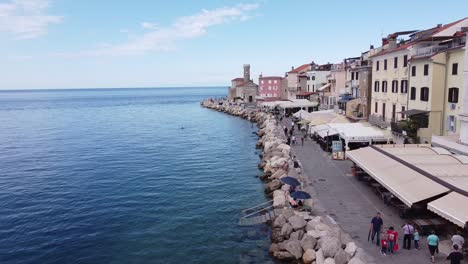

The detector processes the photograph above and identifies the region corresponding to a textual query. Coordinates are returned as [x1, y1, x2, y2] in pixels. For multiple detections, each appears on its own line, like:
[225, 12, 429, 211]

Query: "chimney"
[382, 37, 389, 46]
[370, 44, 374, 49]
[291, 66, 295, 71]
[243, 64, 250, 82]
[437, 24, 442, 28]
[387, 34, 397, 49]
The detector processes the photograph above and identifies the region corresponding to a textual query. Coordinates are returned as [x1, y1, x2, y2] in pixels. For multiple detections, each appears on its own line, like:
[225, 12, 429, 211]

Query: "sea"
[0, 87, 273, 264]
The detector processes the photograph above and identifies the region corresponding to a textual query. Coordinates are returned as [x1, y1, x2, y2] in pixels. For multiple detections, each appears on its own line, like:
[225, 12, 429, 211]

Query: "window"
[376, 61, 380, 71]
[382, 81, 387, 92]
[312, 85, 315, 91]
[420, 87, 429, 101]
[268, 86, 272, 90]
[274, 80, 278, 84]
[401, 80, 408, 93]
[394, 57, 398, 68]
[356, 72, 359, 80]
[312, 76, 315, 80]
[448, 115, 457, 132]
[452, 63, 458, 75]
[423, 64, 429, 76]
[384, 59, 387, 70]
[375, 102, 378, 113]
[392, 80, 398, 93]
[411, 66, 416, 76]
[268, 80, 272, 84]
[273, 86, 278, 90]
[392, 104, 396, 121]
[382, 103, 386, 120]
[374, 81, 380, 92]
[401, 106, 406, 119]
[261, 80, 264, 84]
[410, 87, 416, 100]
[403, 55, 408, 67]
[448, 87, 459, 103]
[351, 72, 355, 80]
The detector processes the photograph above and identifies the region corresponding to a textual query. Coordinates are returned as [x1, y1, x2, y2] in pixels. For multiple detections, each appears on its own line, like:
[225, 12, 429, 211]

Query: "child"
[386, 226, 398, 254]
[413, 229, 420, 250]
[381, 232, 388, 255]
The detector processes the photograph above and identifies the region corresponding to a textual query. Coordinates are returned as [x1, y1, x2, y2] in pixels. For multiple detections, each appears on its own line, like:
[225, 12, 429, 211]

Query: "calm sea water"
[0, 87, 272, 264]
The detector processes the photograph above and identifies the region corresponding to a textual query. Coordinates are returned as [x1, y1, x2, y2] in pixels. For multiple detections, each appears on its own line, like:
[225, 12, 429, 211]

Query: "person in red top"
[386, 226, 398, 254]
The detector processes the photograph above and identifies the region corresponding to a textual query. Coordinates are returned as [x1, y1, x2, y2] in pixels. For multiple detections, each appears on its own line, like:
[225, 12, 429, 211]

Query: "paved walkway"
[280, 118, 448, 264]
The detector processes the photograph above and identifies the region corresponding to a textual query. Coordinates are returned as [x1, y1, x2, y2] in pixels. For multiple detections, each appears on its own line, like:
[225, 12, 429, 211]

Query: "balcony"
[411, 45, 448, 58]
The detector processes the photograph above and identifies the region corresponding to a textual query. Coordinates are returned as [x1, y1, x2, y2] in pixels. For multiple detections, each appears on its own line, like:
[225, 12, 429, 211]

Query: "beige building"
[284, 63, 312, 100]
[228, 64, 258, 104]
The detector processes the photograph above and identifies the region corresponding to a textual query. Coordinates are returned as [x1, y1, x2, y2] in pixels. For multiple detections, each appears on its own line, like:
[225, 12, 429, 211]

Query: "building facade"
[258, 75, 282, 100]
[284, 63, 313, 100]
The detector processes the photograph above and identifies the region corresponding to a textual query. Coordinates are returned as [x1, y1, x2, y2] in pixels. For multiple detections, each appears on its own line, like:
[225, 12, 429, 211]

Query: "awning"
[428, 192, 468, 228]
[338, 97, 354, 103]
[318, 83, 331, 91]
[398, 109, 430, 116]
[346, 147, 449, 207]
[317, 129, 338, 138]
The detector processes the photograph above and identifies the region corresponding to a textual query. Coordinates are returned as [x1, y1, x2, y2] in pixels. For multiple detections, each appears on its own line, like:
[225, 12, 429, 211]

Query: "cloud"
[141, 22, 158, 30]
[0, 0, 63, 39]
[60, 3, 259, 57]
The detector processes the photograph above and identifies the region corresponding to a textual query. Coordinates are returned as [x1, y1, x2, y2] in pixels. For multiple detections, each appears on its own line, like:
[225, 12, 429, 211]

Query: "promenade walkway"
[292, 139, 450, 264]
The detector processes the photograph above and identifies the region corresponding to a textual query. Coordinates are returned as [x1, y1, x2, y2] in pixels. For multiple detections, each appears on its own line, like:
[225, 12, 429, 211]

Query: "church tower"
[243, 64, 250, 82]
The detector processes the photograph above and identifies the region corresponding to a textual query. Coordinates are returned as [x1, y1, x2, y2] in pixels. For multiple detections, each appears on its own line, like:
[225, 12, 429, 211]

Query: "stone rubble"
[201, 99, 368, 263]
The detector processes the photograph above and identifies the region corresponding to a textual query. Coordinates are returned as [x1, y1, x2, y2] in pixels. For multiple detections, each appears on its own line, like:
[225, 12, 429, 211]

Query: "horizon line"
[0, 85, 230, 92]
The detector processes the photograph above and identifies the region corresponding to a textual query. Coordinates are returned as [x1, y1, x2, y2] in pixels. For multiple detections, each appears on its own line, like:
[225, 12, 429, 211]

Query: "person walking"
[446, 244, 463, 264]
[292, 135, 296, 145]
[427, 230, 439, 263]
[451, 231, 465, 249]
[369, 212, 383, 246]
[402, 222, 414, 250]
[301, 136, 305, 146]
[413, 228, 420, 250]
[386, 226, 398, 254]
[284, 127, 288, 136]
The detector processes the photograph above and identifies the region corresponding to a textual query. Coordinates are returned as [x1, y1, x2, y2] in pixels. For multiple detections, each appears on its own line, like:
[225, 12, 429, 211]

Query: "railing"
[412, 45, 448, 58]
[369, 114, 390, 128]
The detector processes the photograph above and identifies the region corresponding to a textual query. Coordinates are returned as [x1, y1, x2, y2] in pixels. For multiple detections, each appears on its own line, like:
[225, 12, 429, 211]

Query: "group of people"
[284, 121, 305, 146]
[369, 212, 465, 263]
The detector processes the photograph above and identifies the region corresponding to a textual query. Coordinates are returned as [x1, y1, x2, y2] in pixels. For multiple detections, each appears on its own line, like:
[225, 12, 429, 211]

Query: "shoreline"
[201, 99, 368, 264]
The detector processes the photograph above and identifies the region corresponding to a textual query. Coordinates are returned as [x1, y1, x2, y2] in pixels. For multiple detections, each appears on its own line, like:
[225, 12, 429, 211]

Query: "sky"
[1, 0, 467, 90]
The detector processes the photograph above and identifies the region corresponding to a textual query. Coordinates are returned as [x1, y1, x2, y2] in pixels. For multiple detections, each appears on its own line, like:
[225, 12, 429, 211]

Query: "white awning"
[280, 99, 318, 109]
[428, 192, 468, 228]
[317, 128, 338, 138]
[346, 147, 449, 207]
[318, 83, 331, 91]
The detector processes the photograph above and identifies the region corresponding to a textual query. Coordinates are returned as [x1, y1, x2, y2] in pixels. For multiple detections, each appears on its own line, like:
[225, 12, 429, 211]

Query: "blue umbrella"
[280, 176, 301, 187]
[291, 191, 311, 200]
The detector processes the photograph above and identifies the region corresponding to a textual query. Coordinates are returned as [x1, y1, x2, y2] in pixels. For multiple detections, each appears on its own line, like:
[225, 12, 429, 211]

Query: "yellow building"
[407, 40, 465, 142]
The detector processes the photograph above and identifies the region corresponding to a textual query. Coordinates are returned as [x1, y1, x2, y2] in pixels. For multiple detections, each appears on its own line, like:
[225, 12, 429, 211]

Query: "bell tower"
[243, 64, 250, 82]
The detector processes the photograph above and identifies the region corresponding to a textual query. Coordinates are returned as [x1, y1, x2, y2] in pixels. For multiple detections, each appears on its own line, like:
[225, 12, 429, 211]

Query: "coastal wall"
[201, 99, 368, 264]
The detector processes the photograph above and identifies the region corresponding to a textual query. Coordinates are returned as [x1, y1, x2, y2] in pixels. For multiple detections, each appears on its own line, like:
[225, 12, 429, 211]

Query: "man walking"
[402, 222, 414, 250]
[370, 212, 383, 246]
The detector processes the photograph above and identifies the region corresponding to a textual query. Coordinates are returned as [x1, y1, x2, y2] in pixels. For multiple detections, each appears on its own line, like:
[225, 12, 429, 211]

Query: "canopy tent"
[279, 99, 318, 109]
[317, 83, 331, 91]
[346, 147, 450, 207]
[428, 192, 468, 228]
[309, 122, 390, 143]
[398, 109, 430, 116]
[293, 109, 309, 118]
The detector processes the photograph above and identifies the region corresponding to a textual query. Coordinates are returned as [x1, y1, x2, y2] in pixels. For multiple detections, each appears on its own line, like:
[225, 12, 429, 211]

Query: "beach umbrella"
[280, 176, 301, 187]
[290, 191, 311, 200]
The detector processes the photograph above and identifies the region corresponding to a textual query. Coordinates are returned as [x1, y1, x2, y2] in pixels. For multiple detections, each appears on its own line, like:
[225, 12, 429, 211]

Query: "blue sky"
[1, 0, 467, 89]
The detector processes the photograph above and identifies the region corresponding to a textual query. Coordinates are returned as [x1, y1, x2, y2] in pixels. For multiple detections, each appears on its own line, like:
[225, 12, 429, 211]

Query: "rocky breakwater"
[201, 99, 367, 264]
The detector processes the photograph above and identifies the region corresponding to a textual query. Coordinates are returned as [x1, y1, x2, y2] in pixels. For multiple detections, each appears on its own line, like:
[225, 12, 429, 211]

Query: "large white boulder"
[284, 239, 303, 259]
[315, 248, 325, 264]
[344, 242, 357, 257]
[300, 234, 317, 251]
[324, 258, 336, 264]
[288, 215, 307, 231]
[319, 237, 341, 258]
[273, 214, 287, 228]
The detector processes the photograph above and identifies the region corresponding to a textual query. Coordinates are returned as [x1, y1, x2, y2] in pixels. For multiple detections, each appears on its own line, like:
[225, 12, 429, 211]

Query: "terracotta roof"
[288, 63, 311, 74]
[259, 76, 283, 79]
[371, 18, 467, 58]
[231, 77, 244, 81]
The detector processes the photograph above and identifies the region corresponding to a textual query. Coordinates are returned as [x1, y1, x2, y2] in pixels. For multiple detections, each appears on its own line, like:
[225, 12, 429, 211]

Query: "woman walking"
[427, 230, 439, 263]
